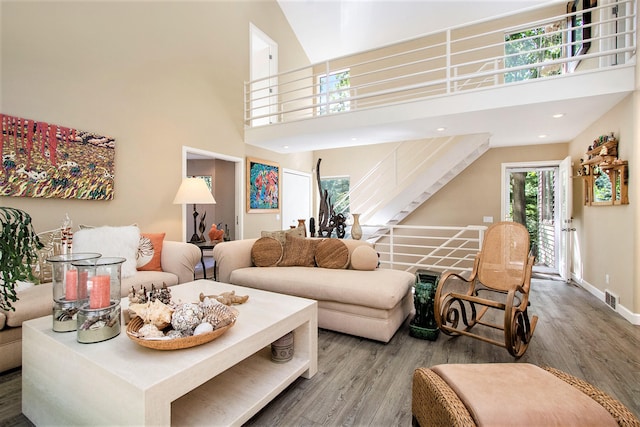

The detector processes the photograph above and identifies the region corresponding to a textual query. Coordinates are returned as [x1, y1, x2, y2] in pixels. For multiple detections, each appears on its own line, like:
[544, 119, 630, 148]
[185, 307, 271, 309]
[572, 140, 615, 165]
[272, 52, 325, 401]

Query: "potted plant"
[0, 207, 43, 311]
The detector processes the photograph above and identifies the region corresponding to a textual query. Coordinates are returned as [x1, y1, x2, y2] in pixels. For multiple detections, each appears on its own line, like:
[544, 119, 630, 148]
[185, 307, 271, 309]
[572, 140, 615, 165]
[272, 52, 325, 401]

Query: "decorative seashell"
[194, 322, 214, 335]
[200, 300, 237, 329]
[171, 303, 203, 333]
[138, 323, 164, 338]
[166, 330, 184, 339]
[129, 299, 174, 329]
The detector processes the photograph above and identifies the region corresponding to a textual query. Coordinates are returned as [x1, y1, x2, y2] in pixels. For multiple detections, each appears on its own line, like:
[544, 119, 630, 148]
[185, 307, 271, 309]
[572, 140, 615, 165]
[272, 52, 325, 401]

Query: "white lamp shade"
[173, 177, 216, 205]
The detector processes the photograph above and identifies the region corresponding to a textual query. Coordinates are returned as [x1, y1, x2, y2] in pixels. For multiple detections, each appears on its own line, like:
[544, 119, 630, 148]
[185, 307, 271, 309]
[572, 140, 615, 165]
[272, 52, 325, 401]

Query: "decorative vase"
[297, 219, 307, 237]
[271, 331, 294, 363]
[409, 270, 440, 341]
[351, 213, 362, 240]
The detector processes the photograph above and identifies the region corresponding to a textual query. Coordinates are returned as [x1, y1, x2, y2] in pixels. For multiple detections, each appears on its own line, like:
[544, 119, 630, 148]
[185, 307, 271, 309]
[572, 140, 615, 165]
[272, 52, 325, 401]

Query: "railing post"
[389, 226, 394, 268]
[446, 29, 451, 94]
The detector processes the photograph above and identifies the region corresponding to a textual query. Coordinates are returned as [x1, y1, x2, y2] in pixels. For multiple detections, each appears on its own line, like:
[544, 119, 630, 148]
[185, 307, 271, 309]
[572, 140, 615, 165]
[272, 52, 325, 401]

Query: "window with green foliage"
[320, 176, 350, 215]
[318, 69, 350, 115]
[504, 21, 564, 82]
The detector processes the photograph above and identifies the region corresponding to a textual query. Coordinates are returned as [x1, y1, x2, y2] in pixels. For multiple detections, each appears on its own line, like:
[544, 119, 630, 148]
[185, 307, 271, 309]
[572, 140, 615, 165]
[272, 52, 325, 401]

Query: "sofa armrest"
[161, 241, 201, 284]
[212, 239, 257, 283]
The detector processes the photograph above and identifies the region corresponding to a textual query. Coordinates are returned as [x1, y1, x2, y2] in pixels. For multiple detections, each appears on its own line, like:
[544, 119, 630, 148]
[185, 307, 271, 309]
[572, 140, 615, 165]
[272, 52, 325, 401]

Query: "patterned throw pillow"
[315, 239, 350, 269]
[137, 232, 165, 272]
[261, 226, 305, 245]
[279, 234, 320, 267]
[251, 237, 283, 267]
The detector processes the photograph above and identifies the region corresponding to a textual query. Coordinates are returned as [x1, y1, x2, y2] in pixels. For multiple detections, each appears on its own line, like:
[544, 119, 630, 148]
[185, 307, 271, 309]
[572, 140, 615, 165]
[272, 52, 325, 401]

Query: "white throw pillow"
[73, 225, 141, 278]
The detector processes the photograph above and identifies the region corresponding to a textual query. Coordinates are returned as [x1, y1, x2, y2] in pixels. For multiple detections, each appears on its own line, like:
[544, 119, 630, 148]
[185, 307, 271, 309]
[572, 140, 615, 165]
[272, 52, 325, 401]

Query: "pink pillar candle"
[78, 271, 89, 299]
[65, 270, 78, 301]
[90, 275, 111, 309]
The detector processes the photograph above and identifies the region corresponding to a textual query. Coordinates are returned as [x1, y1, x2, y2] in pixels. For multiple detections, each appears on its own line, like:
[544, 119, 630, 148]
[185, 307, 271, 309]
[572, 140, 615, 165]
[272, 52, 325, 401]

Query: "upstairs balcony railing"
[245, 0, 636, 127]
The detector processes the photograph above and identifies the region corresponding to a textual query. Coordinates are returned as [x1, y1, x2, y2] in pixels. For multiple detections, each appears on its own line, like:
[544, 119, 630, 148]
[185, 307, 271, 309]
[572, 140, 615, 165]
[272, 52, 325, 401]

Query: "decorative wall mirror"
[567, 0, 596, 71]
[579, 134, 629, 206]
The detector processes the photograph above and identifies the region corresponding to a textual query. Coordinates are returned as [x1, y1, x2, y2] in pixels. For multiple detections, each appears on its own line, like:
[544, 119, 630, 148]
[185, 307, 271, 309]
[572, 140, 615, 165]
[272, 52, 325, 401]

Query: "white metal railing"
[367, 224, 487, 276]
[245, 0, 636, 127]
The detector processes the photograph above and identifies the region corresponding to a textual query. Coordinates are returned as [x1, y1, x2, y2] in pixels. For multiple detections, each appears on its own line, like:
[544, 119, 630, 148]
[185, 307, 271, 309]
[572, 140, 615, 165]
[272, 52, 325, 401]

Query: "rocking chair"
[434, 221, 538, 357]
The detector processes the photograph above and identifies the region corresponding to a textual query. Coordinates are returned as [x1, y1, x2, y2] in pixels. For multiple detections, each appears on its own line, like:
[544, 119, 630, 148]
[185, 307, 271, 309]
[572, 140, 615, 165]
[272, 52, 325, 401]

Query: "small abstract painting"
[0, 114, 115, 200]
[246, 157, 280, 213]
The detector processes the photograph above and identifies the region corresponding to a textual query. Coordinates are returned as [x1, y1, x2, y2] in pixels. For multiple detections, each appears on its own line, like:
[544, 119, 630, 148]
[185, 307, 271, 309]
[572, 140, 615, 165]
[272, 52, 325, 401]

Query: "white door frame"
[500, 159, 570, 276]
[180, 146, 244, 241]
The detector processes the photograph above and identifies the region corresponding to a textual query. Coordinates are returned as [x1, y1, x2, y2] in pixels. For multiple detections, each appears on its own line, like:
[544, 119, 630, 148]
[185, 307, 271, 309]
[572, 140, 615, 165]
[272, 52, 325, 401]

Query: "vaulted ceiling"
[277, 0, 566, 64]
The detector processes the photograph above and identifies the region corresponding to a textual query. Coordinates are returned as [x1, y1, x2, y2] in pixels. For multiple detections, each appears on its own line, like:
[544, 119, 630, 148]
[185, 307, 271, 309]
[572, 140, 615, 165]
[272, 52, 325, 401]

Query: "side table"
[194, 240, 220, 280]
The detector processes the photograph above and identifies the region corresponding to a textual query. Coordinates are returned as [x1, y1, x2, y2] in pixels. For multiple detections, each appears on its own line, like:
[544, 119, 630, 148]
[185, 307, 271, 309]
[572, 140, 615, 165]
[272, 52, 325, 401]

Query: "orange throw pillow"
[137, 232, 165, 272]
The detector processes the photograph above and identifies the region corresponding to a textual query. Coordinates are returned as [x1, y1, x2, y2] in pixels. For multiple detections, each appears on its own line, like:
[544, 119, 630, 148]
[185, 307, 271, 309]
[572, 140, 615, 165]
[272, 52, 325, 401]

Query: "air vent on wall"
[604, 289, 619, 310]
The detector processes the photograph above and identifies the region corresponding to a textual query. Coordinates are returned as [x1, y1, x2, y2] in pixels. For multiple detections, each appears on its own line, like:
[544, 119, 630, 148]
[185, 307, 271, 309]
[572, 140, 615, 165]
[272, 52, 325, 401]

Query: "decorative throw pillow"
[251, 237, 283, 267]
[279, 234, 320, 267]
[315, 239, 350, 269]
[137, 232, 165, 272]
[261, 227, 305, 246]
[73, 225, 140, 278]
[350, 245, 379, 271]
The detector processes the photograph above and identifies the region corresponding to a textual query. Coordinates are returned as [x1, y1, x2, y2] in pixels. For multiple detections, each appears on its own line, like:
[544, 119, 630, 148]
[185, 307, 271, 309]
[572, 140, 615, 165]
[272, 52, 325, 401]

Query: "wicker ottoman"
[412, 364, 640, 427]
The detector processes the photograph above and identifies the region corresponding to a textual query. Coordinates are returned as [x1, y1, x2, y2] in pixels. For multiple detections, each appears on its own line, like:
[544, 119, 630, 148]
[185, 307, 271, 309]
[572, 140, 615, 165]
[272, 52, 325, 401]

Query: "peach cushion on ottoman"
[429, 363, 618, 427]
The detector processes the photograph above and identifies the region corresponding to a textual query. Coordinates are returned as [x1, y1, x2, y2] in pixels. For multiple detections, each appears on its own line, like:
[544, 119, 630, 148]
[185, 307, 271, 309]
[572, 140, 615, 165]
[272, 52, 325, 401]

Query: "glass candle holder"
[47, 253, 102, 332]
[72, 257, 125, 344]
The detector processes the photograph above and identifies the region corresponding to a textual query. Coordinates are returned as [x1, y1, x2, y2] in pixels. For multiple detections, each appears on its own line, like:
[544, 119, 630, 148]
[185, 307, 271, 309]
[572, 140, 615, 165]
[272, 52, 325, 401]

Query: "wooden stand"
[579, 138, 629, 206]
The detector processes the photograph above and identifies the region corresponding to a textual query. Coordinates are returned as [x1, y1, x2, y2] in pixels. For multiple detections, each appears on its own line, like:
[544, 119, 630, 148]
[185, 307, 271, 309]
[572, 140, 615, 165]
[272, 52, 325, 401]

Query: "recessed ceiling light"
[436, 127, 446, 132]
[283, 145, 289, 149]
[538, 134, 548, 139]
[552, 113, 565, 118]
[351, 137, 358, 141]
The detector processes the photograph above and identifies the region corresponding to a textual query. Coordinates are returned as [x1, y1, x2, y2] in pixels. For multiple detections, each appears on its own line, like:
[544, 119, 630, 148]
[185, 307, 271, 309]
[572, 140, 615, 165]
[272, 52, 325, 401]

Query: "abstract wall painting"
[0, 114, 115, 200]
[246, 157, 280, 213]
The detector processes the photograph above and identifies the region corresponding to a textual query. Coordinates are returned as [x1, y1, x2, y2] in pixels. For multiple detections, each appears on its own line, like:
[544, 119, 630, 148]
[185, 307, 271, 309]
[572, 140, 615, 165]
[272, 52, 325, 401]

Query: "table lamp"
[173, 177, 216, 243]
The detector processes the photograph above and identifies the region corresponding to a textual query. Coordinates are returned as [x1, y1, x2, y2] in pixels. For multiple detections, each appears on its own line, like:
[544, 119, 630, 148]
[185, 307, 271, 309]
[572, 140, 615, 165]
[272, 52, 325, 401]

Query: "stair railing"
[368, 224, 487, 275]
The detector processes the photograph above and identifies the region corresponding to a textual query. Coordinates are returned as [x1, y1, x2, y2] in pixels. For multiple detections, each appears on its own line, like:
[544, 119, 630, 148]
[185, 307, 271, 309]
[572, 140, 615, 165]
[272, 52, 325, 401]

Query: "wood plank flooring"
[1, 278, 638, 426]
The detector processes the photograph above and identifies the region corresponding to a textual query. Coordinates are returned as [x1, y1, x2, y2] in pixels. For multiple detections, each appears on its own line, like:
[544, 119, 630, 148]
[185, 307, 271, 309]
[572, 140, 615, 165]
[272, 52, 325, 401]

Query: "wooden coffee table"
[22, 280, 318, 426]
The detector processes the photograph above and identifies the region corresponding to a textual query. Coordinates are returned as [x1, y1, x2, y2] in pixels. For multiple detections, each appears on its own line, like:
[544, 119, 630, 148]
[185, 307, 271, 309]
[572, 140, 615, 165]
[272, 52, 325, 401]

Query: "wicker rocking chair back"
[434, 221, 538, 357]
[477, 221, 530, 292]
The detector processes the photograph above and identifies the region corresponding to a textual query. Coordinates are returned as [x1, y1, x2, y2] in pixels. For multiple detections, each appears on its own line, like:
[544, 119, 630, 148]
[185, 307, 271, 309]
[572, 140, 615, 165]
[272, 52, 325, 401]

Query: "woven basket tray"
[126, 313, 237, 350]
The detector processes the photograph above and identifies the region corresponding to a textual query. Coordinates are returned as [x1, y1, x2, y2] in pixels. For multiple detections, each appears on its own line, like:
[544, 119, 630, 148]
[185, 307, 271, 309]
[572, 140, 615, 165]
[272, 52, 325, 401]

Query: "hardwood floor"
[1, 278, 638, 426]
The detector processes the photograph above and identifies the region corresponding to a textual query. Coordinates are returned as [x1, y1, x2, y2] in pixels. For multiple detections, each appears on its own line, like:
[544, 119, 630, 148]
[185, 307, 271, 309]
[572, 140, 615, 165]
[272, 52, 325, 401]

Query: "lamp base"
[189, 234, 205, 244]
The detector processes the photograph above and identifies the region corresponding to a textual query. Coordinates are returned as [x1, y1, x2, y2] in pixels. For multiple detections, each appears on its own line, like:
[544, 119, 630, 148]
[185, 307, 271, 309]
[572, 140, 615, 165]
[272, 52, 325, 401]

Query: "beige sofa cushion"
[2, 283, 53, 328]
[230, 266, 414, 310]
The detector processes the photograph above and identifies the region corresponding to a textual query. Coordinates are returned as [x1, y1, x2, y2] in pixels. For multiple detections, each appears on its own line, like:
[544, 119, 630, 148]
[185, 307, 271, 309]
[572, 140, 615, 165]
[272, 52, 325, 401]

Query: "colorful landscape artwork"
[0, 114, 115, 200]
[246, 157, 280, 213]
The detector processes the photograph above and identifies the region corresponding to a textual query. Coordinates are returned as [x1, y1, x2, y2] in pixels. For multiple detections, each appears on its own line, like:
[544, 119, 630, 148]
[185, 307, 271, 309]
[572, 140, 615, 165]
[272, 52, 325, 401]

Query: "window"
[504, 21, 564, 82]
[317, 69, 350, 115]
[320, 176, 350, 215]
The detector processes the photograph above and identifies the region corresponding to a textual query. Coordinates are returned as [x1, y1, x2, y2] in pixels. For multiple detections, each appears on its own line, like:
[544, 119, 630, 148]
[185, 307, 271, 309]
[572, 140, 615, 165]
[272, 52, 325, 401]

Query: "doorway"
[250, 24, 278, 127]
[501, 159, 571, 280]
[180, 147, 243, 242]
[281, 169, 312, 233]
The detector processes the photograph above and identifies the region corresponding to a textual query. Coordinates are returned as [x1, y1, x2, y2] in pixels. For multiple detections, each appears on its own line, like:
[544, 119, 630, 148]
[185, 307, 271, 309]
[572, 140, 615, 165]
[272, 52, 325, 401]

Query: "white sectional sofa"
[213, 236, 415, 342]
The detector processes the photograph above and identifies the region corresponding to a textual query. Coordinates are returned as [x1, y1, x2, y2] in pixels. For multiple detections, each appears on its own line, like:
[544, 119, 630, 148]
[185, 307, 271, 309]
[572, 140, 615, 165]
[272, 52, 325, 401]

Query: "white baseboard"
[573, 275, 640, 325]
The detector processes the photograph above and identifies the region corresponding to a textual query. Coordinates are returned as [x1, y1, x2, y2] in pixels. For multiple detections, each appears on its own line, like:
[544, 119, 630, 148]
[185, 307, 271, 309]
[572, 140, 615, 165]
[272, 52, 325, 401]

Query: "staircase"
[350, 133, 490, 234]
